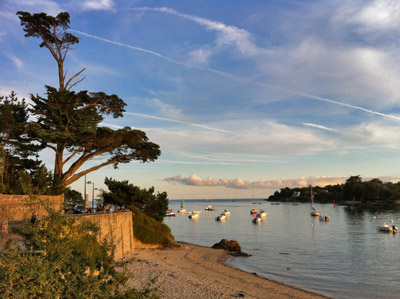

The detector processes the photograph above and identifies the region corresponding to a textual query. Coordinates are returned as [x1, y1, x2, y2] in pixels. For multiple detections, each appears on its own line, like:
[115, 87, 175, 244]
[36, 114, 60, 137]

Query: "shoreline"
[123, 241, 331, 298]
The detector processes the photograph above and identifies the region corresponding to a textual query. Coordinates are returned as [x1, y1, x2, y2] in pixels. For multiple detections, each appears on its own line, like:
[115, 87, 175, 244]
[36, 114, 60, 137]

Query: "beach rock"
[229, 251, 252, 257]
[211, 239, 241, 251]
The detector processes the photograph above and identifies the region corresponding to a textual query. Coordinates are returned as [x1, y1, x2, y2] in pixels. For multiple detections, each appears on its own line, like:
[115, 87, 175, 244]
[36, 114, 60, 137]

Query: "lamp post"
[87, 181, 95, 211]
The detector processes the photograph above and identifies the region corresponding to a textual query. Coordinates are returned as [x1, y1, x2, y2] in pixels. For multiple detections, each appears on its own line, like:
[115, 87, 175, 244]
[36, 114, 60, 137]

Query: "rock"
[211, 239, 241, 251]
[229, 251, 252, 257]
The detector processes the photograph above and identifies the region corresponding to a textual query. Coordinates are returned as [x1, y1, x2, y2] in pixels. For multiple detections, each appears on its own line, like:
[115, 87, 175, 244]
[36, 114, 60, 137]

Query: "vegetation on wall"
[0, 209, 158, 298]
[101, 178, 174, 246]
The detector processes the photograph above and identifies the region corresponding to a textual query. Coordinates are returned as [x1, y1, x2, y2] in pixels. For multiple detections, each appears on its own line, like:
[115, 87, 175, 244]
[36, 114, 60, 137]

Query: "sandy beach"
[124, 242, 331, 299]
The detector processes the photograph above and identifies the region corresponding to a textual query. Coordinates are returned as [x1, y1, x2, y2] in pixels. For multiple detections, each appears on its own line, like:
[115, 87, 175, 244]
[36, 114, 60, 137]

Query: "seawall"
[0, 194, 63, 221]
[71, 211, 134, 260]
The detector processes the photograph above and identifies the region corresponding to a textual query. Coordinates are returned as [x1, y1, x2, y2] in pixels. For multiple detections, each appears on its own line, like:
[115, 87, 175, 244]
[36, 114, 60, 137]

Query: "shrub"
[131, 206, 174, 246]
[0, 209, 157, 298]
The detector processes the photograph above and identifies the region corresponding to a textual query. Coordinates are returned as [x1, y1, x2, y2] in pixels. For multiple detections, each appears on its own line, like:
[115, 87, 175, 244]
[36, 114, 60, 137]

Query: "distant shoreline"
[124, 241, 331, 298]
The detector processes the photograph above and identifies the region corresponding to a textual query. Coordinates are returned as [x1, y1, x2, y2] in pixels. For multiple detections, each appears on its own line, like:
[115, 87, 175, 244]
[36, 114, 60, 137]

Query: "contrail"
[70, 29, 400, 123]
[70, 29, 236, 79]
[124, 112, 233, 133]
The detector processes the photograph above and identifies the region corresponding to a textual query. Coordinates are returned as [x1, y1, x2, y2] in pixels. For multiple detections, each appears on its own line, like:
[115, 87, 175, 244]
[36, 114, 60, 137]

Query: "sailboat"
[310, 186, 320, 216]
[250, 183, 258, 215]
[178, 200, 186, 213]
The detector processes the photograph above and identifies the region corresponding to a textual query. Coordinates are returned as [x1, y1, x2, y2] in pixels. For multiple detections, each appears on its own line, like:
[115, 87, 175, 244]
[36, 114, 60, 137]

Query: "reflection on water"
[164, 199, 400, 299]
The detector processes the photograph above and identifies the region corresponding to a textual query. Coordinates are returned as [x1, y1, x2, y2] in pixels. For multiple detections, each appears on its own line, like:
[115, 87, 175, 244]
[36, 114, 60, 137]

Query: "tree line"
[267, 176, 400, 208]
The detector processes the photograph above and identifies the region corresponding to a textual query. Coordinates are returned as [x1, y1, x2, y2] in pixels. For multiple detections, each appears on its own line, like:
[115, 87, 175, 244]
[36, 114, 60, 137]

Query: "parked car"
[73, 205, 86, 214]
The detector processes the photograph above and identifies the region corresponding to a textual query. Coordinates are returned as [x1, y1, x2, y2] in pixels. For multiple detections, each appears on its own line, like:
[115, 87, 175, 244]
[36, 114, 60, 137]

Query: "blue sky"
[2, 0, 400, 199]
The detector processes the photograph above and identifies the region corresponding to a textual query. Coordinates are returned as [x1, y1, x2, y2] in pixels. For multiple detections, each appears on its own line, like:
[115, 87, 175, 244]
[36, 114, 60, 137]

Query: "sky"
[2, 0, 400, 200]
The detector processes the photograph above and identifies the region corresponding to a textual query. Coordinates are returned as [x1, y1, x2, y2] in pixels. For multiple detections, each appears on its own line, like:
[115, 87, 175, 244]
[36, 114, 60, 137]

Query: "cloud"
[134, 7, 261, 57]
[81, 0, 114, 11]
[124, 111, 233, 133]
[164, 173, 348, 190]
[4, 53, 23, 69]
[301, 123, 340, 132]
[15, 0, 63, 15]
[147, 98, 183, 120]
[337, 0, 400, 33]
[187, 47, 213, 66]
[70, 29, 400, 123]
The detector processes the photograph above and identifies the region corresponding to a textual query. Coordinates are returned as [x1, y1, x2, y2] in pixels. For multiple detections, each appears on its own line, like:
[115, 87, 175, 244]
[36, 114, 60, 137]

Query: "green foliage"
[0, 92, 50, 194]
[15, 11, 161, 194]
[64, 187, 84, 208]
[103, 178, 168, 222]
[0, 209, 156, 298]
[130, 205, 174, 246]
[267, 175, 400, 208]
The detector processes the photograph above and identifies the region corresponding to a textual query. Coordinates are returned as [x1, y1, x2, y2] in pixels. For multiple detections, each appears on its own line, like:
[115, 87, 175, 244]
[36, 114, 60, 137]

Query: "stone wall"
[72, 211, 134, 260]
[0, 194, 63, 222]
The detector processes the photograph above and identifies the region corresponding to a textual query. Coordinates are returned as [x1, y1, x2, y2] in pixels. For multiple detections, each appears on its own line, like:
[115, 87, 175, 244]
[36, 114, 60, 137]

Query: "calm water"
[164, 199, 400, 299]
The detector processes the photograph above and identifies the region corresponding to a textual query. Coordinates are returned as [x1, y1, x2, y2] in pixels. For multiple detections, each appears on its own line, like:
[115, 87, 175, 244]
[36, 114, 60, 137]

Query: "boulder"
[211, 239, 241, 251]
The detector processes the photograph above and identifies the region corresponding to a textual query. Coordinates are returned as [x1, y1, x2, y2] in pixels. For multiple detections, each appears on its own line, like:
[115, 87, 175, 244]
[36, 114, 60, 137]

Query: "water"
[164, 199, 400, 299]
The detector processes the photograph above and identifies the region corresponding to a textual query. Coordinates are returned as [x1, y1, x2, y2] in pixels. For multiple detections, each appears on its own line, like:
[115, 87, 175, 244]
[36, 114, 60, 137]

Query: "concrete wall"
[72, 211, 134, 260]
[0, 194, 63, 221]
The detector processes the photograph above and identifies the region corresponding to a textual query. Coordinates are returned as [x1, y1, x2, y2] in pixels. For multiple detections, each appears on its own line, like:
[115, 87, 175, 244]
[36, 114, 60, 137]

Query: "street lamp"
[87, 181, 95, 211]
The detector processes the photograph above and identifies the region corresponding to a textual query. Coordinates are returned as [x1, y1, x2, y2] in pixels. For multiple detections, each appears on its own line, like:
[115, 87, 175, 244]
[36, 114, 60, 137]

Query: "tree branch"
[65, 68, 86, 90]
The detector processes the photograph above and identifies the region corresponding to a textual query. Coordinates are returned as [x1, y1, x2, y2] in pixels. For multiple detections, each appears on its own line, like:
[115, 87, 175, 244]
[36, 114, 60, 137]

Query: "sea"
[164, 199, 400, 299]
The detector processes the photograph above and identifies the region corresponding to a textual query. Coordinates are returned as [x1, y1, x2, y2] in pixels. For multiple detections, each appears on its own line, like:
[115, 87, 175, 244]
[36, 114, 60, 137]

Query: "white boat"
[205, 205, 215, 211]
[258, 210, 267, 218]
[377, 223, 398, 233]
[188, 212, 199, 219]
[178, 200, 186, 213]
[319, 214, 329, 222]
[216, 214, 226, 221]
[252, 215, 262, 224]
[309, 186, 320, 216]
[166, 211, 176, 217]
[222, 209, 231, 216]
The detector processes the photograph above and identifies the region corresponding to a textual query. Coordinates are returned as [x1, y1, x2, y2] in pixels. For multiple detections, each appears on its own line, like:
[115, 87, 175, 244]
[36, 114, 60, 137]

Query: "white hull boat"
[377, 223, 398, 233]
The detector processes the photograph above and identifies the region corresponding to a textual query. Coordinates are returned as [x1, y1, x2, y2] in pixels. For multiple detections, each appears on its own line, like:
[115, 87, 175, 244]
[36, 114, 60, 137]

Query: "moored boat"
[319, 214, 329, 221]
[205, 205, 215, 211]
[252, 214, 262, 224]
[222, 209, 231, 216]
[377, 223, 398, 233]
[166, 211, 176, 217]
[250, 208, 258, 215]
[258, 210, 267, 218]
[188, 212, 199, 219]
[216, 214, 227, 221]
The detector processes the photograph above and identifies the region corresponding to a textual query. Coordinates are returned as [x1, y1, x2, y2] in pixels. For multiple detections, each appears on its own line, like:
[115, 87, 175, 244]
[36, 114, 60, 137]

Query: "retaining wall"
[0, 194, 63, 221]
[72, 211, 134, 260]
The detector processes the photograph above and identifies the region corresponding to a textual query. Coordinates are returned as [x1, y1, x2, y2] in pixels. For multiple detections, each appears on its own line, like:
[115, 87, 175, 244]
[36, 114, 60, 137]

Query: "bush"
[131, 206, 174, 246]
[0, 208, 157, 298]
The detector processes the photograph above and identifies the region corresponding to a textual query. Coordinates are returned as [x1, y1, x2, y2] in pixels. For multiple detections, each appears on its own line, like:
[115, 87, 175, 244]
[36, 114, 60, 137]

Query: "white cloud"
[340, 0, 400, 32]
[82, 0, 114, 11]
[301, 123, 340, 132]
[5, 53, 23, 69]
[148, 98, 183, 120]
[16, 0, 63, 15]
[134, 7, 262, 57]
[187, 47, 213, 66]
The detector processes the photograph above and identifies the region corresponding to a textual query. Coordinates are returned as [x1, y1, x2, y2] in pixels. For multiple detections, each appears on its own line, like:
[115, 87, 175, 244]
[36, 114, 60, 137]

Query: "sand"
[123, 242, 331, 299]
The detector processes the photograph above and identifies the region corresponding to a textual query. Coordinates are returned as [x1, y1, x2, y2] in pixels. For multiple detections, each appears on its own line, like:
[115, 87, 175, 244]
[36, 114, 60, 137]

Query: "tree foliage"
[267, 175, 400, 208]
[0, 92, 51, 194]
[0, 209, 157, 298]
[15, 11, 161, 194]
[64, 187, 84, 208]
[102, 177, 169, 222]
